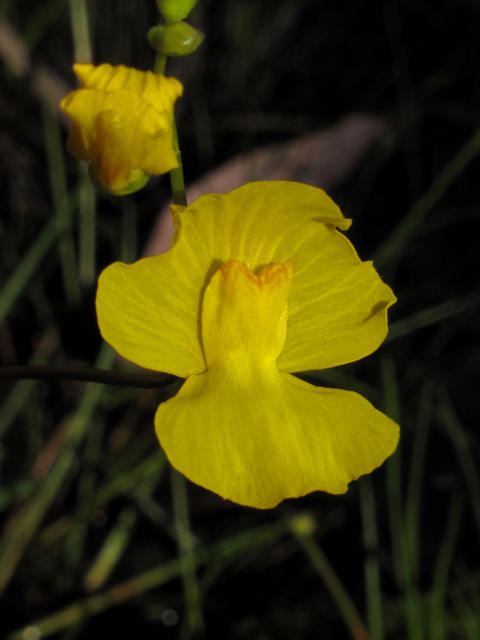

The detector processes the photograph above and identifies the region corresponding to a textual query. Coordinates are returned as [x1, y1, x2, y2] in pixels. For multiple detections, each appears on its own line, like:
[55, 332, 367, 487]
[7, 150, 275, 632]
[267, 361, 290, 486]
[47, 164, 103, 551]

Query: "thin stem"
[171, 467, 204, 638]
[154, 51, 167, 74]
[170, 120, 188, 206]
[293, 530, 370, 640]
[359, 476, 384, 640]
[68, 0, 92, 63]
[153, 51, 188, 207]
[0, 191, 79, 324]
[78, 164, 96, 286]
[69, 0, 96, 286]
[42, 101, 81, 305]
[0, 365, 177, 388]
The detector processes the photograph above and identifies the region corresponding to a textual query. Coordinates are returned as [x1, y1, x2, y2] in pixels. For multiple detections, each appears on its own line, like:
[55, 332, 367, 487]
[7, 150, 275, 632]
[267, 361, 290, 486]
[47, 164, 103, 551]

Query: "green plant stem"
[78, 164, 96, 286]
[42, 100, 80, 305]
[383, 356, 423, 640]
[438, 393, 480, 548]
[0, 344, 114, 596]
[0, 191, 79, 324]
[83, 507, 138, 592]
[359, 476, 383, 640]
[153, 51, 188, 207]
[429, 492, 463, 640]
[0, 364, 177, 388]
[69, 0, 96, 286]
[170, 121, 188, 206]
[154, 51, 167, 74]
[7, 519, 289, 639]
[171, 467, 204, 638]
[292, 530, 370, 640]
[404, 383, 432, 585]
[0, 331, 58, 440]
[68, 0, 92, 63]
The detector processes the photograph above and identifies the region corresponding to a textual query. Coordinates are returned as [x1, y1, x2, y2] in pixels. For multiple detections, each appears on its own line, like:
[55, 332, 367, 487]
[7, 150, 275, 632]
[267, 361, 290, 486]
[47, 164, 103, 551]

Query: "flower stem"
[154, 51, 188, 207]
[69, 0, 96, 286]
[154, 51, 167, 74]
[170, 121, 188, 206]
[0, 365, 177, 388]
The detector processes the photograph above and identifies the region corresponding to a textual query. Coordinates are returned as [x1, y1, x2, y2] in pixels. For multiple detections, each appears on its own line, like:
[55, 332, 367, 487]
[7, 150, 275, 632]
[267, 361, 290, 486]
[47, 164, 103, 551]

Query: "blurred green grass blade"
[373, 126, 480, 269]
[23, 0, 70, 50]
[8, 518, 290, 639]
[404, 382, 432, 582]
[450, 581, 480, 640]
[387, 292, 480, 342]
[69, 0, 96, 286]
[42, 101, 80, 305]
[359, 476, 383, 640]
[79, 451, 167, 524]
[0, 478, 36, 512]
[36, 451, 167, 548]
[68, 0, 92, 63]
[438, 393, 480, 548]
[78, 165, 96, 286]
[171, 467, 204, 639]
[429, 492, 463, 640]
[0, 330, 58, 440]
[383, 356, 424, 640]
[84, 507, 137, 592]
[382, 355, 402, 579]
[290, 520, 370, 640]
[0, 190, 79, 324]
[0, 343, 114, 595]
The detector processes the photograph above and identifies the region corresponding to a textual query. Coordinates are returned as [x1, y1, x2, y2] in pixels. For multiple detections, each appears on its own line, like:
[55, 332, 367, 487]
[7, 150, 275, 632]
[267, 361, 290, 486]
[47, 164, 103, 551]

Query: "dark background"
[1, 0, 480, 638]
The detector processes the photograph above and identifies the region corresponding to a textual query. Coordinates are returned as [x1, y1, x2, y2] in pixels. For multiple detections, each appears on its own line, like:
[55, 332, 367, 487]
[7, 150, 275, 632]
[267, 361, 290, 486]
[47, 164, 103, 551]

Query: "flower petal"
[277, 238, 397, 372]
[168, 182, 394, 371]
[96, 255, 206, 377]
[61, 87, 179, 188]
[72, 63, 183, 114]
[155, 368, 399, 509]
[154, 257, 398, 509]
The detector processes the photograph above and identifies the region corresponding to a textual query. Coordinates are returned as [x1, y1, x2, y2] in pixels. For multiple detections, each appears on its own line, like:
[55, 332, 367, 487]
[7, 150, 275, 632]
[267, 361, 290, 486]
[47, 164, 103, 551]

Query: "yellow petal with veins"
[96, 253, 206, 378]
[155, 259, 399, 508]
[169, 182, 395, 371]
[96, 182, 395, 376]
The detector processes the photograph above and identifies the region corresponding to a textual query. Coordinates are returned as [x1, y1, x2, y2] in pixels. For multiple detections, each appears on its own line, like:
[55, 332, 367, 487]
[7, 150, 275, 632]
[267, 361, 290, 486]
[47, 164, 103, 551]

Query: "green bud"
[288, 514, 316, 537]
[148, 22, 205, 57]
[156, 0, 198, 24]
[88, 163, 150, 196]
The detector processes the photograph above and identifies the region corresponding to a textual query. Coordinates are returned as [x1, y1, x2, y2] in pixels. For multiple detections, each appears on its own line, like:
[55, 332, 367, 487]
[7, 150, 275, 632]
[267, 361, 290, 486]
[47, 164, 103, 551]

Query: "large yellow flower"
[60, 63, 183, 194]
[96, 181, 399, 508]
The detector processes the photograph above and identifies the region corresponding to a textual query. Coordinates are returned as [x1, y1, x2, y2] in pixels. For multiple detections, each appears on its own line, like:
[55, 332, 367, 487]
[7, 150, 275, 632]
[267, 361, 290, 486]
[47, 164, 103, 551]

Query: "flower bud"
[60, 64, 183, 195]
[156, 0, 198, 24]
[148, 22, 204, 57]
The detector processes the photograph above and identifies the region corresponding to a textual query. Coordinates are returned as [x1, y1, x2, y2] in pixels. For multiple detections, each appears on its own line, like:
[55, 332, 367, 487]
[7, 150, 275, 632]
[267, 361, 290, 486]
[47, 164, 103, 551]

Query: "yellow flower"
[60, 63, 183, 194]
[96, 181, 399, 508]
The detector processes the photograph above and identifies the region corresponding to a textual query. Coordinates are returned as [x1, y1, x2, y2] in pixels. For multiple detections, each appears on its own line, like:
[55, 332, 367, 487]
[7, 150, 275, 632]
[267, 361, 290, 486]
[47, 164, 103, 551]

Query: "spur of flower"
[96, 181, 399, 508]
[60, 63, 183, 195]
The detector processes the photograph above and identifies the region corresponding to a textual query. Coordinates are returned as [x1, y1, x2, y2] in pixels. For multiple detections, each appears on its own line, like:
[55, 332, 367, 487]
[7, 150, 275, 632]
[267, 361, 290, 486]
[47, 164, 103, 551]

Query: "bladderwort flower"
[60, 63, 183, 195]
[96, 181, 400, 508]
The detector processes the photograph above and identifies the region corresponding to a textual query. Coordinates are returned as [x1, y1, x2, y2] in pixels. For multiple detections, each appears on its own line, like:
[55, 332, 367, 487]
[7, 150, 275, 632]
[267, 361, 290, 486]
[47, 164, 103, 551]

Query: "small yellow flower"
[96, 181, 399, 508]
[60, 63, 183, 194]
